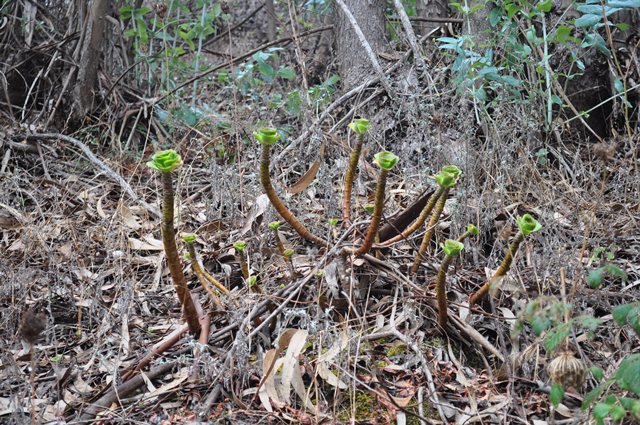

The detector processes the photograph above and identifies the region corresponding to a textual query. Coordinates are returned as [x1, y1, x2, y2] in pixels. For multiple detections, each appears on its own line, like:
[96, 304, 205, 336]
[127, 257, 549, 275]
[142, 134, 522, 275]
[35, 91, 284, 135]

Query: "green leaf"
[551, 25, 574, 43]
[531, 315, 550, 336]
[590, 366, 604, 381]
[550, 383, 565, 406]
[276, 67, 296, 80]
[603, 264, 627, 280]
[575, 14, 601, 27]
[614, 354, 640, 395]
[593, 402, 612, 419]
[537, 0, 553, 12]
[582, 385, 606, 410]
[488, 7, 502, 26]
[613, 304, 632, 325]
[587, 268, 605, 288]
[607, 0, 640, 7]
[610, 405, 626, 421]
[629, 307, 640, 336]
[544, 324, 570, 352]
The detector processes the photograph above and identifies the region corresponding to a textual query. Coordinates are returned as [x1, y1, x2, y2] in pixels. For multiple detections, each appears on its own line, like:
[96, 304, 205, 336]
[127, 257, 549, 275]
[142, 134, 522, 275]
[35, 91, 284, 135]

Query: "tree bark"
[333, 0, 388, 90]
[73, 0, 109, 120]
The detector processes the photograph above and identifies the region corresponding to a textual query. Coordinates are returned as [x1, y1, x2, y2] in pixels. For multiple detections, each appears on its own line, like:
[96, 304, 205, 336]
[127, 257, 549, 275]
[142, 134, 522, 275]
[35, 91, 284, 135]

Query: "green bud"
[233, 241, 247, 252]
[315, 270, 325, 278]
[328, 218, 338, 227]
[466, 224, 479, 236]
[374, 151, 399, 170]
[363, 204, 375, 214]
[246, 275, 257, 287]
[348, 118, 371, 135]
[283, 249, 294, 258]
[435, 171, 457, 188]
[268, 221, 282, 230]
[184, 252, 192, 260]
[517, 214, 542, 236]
[441, 165, 462, 178]
[253, 128, 281, 145]
[147, 149, 183, 173]
[182, 233, 197, 243]
[442, 239, 464, 256]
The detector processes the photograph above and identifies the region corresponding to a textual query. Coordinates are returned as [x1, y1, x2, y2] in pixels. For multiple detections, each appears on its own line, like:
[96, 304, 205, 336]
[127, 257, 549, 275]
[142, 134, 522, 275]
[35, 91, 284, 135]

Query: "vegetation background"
[0, 0, 638, 423]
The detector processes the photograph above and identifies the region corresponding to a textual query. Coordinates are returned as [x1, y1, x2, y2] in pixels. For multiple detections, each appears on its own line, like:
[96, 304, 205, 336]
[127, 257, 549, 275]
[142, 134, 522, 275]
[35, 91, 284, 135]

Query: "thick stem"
[410, 189, 449, 275]
[260, 143, 329, 247]
[469, 232, 525, 306]
[342, 133, 365, 228]
[436, 255, 454, 328]
[379, 186, 445, 246]
[161, 172, 201, 335]
[356, 168, 389, 256]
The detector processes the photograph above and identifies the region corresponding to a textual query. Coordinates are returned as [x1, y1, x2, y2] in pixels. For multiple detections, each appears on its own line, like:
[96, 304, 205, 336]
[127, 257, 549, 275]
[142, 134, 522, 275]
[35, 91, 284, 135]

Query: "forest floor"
[1, 21, 640, 425]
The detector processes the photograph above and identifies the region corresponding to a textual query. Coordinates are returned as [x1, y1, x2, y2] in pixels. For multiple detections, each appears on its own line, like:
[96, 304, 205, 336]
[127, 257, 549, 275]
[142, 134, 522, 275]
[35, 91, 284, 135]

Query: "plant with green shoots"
[255, 128, 329, 247]
[436, 239, 464, 328]
[182, 233, 229, 296]
[268, 221, 297, 279]
[410, 167, 462, 275]
[343, 118, 371, 228]
[380, 165, 461, 247]
[356, 151, 399, 256]
[457, 223, 479, 242]
[147, 149, 200, 335]
[469, 214, 542, 306]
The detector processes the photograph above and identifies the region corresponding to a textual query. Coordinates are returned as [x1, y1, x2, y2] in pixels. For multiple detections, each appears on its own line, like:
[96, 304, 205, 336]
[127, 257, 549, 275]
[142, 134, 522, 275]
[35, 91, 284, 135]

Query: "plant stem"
[469, 231, 525, 306]
[436, 254, 455, 328]
[273, 228, 297, 279]
[356, 168, 389, 256]
[185, 242, 229, 295]
[260, 143, 329, 247]
[379, 186, 445, 246]
[161, 172, 201, 335]
[342, 132, 365, 228]
[410, 190, 448, 275]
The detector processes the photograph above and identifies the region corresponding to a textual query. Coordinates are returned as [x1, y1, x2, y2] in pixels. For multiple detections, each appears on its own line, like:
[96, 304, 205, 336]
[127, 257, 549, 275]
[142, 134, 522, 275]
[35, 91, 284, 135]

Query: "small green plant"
[255, 128, 329, 247]
[268, 221, 297, 279]
[355, 151, 399, 256]
[469, 214, 541, 306]
[435, 239, 464, 328]
[233, 241, 249, 279]
[587, 245, 627, 288]
[457, 223, 479, 242]
[342, 118, 371, 228]
[147, 149, 201, 335]
[380, 165, 461, 247]
[410, 166, 462, 275]
[182, 233, 229, 296]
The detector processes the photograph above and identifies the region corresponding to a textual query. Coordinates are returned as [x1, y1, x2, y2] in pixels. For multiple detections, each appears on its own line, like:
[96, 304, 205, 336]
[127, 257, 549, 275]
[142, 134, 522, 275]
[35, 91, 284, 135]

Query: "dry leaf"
[286, 143, 325, 195]
[241, 194, 269, 235]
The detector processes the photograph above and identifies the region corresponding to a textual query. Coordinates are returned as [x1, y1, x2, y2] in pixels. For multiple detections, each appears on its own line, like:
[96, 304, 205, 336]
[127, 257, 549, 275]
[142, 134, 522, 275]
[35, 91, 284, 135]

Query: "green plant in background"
[147, 149, 201, 335]
[587, 244, 628, 289]
[435, 239, 465, 328]
[356, 151, 399, 256]
[469, 214, 541, 305]
[255, 128, 330, 247]
[410, 166, 462, 275]
[269, 221, 297, 280]
[343, 118, 371, 228]
[182, 233, 229, 296]
[457, 223, 479, 242]
[233, 241, 250, 279]
[380, 165, 461, 247]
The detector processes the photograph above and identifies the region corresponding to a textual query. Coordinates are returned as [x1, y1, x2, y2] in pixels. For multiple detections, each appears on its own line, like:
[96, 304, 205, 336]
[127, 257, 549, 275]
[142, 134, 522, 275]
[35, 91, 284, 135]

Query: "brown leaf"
[286, 144, 325, 195]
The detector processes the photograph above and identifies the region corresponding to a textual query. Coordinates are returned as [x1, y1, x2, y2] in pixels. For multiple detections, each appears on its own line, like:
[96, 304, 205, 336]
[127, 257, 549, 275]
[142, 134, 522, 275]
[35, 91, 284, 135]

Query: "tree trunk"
[73, 0, 109, 120]
[333, 0, 388, 90]
[416, 0, 451, 35]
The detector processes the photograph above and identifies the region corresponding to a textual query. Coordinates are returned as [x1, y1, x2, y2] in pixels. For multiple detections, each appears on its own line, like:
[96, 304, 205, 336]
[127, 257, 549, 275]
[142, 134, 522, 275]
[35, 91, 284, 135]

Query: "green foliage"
[373, 151, 399, 170]
[147, 149, 182, 172]
[550, 383, 565, 407]
[514, 298, 602, 352]
[612, 303, 640, 336]
[442, 239, 464, 257]
[587, 246, 628, 288]
[516, 214, 542, 236]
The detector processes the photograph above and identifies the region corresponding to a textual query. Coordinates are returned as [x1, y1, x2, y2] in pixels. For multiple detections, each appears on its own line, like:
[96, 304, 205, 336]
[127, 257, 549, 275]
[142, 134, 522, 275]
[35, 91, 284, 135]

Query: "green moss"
[336, 391, 380, 421]
[386, 342, 407, 357]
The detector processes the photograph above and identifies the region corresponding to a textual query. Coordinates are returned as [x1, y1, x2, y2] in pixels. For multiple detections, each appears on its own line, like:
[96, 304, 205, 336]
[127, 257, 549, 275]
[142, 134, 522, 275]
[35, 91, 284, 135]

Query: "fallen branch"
[23, 132, 161, 218]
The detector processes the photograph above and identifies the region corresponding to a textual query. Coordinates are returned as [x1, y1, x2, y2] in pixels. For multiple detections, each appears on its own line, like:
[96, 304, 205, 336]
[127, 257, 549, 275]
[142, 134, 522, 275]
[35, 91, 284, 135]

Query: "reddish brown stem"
[436, 254, 455, 328]
[186, 242, 230, 295]
[342, 133, 365, 228]
[161, 172, 201, 335]
[356, 168, 389, 256]
[469, 232, 525, 306]
[410, 190, 448, 275]
[260, 143, 329, 247]
[378, 186, 446, 246]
